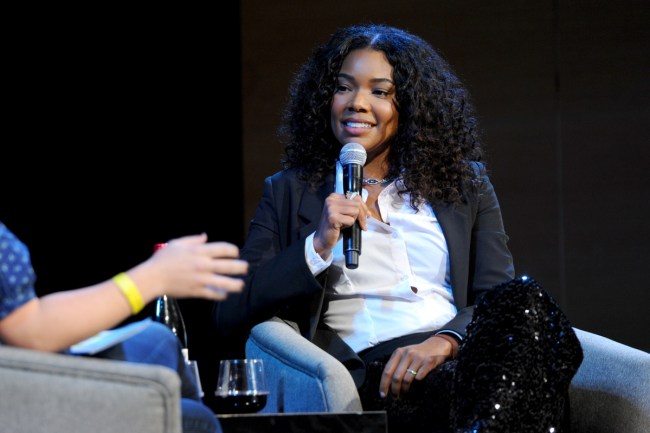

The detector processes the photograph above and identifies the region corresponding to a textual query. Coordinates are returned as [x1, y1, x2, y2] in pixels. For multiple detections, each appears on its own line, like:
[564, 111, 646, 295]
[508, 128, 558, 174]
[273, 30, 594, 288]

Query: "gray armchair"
[0, 344, 183, 433]
[246, 318, 650, 433]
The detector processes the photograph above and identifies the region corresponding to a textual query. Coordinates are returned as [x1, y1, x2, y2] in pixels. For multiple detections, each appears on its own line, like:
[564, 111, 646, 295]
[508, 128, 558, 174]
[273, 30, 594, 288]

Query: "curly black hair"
[278, 23, 484, 207]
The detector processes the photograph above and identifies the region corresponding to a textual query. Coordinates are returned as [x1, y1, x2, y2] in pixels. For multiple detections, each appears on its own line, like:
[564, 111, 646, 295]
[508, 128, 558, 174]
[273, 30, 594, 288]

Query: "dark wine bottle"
[151, 243, 189, 351]
[151, 242, 203, 397]
[154, 294, 188, 348]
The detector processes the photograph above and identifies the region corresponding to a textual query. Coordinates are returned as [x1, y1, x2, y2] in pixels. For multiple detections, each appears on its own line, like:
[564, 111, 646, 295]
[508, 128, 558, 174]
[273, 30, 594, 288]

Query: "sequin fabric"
[358, 276, 584, 433]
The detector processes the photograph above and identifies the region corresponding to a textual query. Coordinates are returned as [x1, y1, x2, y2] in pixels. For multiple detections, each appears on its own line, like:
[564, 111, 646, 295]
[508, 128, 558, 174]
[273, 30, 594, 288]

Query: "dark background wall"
[2, 0, 648, 410]
[240, 0, 649, 353]
[2, 4, 244, 410]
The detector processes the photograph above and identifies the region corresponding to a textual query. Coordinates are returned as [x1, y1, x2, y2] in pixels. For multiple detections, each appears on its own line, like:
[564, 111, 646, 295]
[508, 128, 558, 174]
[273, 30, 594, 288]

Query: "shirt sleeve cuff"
[305, 232, 332, 276]
[435, 329, 463, 342]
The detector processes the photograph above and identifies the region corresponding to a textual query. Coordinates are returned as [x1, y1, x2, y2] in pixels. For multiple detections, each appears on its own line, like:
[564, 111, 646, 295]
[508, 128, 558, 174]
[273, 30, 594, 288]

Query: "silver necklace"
[362, 177, 395, 185]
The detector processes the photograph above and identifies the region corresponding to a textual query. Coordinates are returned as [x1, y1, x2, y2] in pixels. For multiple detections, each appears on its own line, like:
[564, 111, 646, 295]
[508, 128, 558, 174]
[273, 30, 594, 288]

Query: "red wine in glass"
[213, 392, 268, 414]
[215, 359, 268, 414]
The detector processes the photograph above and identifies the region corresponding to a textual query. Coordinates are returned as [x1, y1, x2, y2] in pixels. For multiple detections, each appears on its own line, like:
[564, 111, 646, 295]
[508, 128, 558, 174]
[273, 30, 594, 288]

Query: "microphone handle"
[342, 163, 363, 269]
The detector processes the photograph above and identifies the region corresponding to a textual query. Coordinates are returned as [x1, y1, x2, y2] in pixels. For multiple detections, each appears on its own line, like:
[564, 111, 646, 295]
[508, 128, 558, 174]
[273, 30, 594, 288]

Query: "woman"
[0, 221, 248, 433]
[214, 24, 582, 432]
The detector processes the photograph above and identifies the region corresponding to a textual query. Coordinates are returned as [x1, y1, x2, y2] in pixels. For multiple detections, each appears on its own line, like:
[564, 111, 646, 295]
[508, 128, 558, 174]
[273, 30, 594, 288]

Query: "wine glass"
[214, 358, 268, 414]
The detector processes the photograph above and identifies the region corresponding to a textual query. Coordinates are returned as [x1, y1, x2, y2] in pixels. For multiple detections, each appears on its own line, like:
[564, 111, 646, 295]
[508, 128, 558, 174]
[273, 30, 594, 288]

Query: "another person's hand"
[137, 233, 248, 301]
[378, 336, 456, 398]
[313, 192, 369, 260]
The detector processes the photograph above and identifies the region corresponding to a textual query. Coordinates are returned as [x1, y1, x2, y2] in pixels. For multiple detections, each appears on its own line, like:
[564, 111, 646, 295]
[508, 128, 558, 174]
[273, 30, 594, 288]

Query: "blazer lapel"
[297, 175, 334, 240]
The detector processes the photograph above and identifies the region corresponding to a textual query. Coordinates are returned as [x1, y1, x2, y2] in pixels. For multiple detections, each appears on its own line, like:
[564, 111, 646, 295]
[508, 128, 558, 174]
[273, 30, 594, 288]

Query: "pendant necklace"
[362, 177, 395, 185]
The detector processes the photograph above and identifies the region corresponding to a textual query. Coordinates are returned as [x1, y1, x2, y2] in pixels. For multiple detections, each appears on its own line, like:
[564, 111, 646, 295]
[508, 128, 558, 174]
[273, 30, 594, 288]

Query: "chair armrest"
[246, 317, 362, 413]
[570, 328, 650, 433]
[0, 344, 182, 433]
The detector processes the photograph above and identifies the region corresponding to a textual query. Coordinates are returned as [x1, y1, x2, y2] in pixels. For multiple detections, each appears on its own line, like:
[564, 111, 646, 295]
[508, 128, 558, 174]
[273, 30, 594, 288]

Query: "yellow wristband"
[112, 272, 145, 315]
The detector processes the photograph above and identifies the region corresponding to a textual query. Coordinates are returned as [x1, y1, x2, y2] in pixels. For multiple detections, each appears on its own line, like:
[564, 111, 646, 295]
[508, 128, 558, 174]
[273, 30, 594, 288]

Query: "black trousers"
[357, 277, 584, 433]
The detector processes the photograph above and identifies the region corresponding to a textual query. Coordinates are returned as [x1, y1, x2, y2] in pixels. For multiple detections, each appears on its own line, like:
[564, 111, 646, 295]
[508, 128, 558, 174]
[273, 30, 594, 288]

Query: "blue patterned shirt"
[0, 221, 37, 320]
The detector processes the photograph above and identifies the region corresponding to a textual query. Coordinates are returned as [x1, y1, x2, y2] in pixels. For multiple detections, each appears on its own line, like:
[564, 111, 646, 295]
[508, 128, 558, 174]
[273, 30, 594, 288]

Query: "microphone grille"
[339, 143, 367, 165]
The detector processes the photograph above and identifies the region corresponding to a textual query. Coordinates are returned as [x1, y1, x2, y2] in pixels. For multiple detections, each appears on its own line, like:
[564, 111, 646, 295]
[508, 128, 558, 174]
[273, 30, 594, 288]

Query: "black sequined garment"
[358, 276, 584, 433]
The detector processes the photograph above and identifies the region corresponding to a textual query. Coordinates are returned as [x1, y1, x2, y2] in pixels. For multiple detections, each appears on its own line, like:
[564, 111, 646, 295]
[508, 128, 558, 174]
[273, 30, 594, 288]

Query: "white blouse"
[305, 164, 457, 353]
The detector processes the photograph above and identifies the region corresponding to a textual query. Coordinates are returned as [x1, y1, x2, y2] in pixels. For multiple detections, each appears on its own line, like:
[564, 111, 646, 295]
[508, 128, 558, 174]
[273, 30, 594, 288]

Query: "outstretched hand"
[147, 233, 248, 301]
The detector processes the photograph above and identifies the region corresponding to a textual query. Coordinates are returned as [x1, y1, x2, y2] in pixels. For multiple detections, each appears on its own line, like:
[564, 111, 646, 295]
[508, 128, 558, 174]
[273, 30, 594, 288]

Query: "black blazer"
[214, 162, 514, 371]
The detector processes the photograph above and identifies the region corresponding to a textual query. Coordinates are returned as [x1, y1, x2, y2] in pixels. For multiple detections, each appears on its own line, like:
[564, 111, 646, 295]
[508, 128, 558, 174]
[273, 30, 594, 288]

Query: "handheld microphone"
[339, 142, 367, 269]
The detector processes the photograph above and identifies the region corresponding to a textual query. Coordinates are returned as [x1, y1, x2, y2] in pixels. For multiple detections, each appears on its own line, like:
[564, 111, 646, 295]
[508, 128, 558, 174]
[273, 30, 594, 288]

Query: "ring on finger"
[406, 368, 418, 376]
